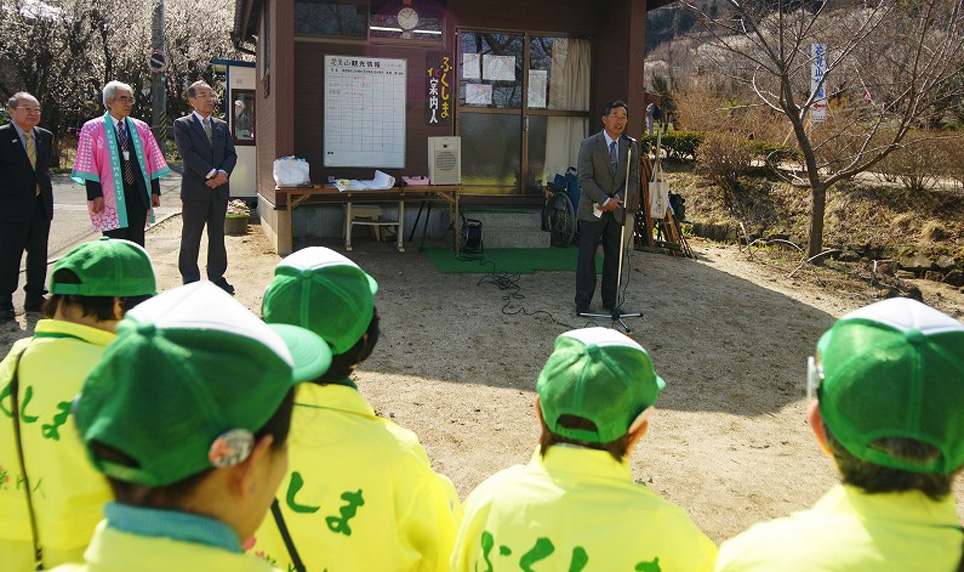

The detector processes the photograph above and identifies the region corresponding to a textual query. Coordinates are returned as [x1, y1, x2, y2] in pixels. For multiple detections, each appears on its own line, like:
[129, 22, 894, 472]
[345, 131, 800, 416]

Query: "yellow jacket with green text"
[249, 382, 462, 572]
[450, 445, 718, 572]
[715, 484, 964, 572]
[0, 320, 116, 571]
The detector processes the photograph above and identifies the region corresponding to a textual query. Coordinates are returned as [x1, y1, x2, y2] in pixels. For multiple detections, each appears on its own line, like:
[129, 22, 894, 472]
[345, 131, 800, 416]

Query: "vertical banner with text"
[426, 52, 453, 126]
[811, 44, 828, 123]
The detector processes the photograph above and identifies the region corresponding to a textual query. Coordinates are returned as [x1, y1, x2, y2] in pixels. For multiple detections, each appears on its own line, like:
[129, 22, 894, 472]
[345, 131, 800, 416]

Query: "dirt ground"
[3, 216, 963, 544]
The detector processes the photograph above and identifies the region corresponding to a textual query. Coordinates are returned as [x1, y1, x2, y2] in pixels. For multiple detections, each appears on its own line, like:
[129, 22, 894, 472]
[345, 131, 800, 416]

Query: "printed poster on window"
[462, 54, 481, 80]
[528, 70, 547, 109]
[466, 84, 493, 106]
[482, 55, 516, 82]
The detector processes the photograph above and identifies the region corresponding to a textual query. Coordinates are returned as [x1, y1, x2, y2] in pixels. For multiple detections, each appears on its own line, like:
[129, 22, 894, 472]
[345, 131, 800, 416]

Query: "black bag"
[668, 191, 686, 222]
[647, 102, 662, 122]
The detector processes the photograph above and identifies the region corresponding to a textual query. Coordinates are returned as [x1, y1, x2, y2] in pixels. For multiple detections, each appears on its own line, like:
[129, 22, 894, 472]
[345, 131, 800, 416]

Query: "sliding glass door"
[458, 31, 590, 195]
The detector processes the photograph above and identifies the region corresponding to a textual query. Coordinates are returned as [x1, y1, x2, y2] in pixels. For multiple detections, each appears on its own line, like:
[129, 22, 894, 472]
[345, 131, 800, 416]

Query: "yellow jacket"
[50, 505, 280, 572]
[716, 484, 964, 572]
[0, 320, 115, 570]
[451, 446, 717, 572]
[250, 382, 462, 572]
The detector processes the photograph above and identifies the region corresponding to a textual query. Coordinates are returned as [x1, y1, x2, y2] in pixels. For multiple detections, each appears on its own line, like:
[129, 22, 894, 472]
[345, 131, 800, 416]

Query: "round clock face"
[397, 6, 419, 31]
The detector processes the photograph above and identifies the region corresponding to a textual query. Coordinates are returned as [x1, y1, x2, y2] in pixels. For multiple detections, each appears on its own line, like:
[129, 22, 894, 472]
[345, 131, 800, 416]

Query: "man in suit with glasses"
[174, 80, 238, 296]
[0, 92, 54, 320]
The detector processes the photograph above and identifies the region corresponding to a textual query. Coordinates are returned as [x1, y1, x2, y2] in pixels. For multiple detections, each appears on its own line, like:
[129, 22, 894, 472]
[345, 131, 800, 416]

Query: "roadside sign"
[811, 44, 827, 122]
[149, 50, 168, 74]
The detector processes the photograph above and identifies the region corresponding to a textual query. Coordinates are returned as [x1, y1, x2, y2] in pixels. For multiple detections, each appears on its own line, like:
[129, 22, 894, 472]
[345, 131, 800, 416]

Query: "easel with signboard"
[634, 134, 693, 258]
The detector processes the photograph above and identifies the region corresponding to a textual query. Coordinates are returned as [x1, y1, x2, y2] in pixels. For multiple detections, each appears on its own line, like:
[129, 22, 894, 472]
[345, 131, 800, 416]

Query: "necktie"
[204, 117, 213, 143]
[24, 131, 36, 169]
[609, 140, 618, 177]
[25, 131, 39, 195]
[117, 121, 136, 185]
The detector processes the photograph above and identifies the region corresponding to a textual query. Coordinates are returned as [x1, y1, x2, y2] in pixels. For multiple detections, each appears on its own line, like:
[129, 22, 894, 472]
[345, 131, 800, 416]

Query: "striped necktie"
[117, 121, 136, 185]
[25, 131, 39, 195]
[24, 131, 36, 169]
[204, 117, 213, 143]
[609, 140, 618, 177]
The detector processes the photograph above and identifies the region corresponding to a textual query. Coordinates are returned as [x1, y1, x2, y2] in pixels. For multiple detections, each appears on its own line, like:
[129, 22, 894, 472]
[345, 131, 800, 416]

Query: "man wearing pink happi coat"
[71, 81, 169, 246]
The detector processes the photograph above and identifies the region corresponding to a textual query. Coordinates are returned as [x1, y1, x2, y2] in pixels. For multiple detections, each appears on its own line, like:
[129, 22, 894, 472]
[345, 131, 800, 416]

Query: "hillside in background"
[662, 159, 964, 300]
[646, 1, 717, 51]
[645, 1, 872, 52]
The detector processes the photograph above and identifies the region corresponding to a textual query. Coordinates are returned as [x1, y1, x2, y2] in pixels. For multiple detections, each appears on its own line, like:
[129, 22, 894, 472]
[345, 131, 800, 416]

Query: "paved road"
[10, 172, 184, 311]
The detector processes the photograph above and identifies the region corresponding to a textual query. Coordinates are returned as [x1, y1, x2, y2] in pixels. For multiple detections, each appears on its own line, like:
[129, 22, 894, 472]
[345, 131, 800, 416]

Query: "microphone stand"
[578, 135, 642, 333]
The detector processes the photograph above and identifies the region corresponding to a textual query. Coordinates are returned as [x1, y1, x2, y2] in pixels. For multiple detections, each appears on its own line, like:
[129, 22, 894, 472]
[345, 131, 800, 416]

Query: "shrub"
[673, 81, 720, 132]
[640, 130, 703, 161]
[697, 131, 752, 210]
[747, 140, 801, 163]
[876, 133, 940, 193]
[936, 135, 964, 190]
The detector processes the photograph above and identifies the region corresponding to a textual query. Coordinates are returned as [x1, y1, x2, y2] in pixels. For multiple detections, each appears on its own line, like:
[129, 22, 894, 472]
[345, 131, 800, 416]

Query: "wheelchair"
[542, 167, 579, 247]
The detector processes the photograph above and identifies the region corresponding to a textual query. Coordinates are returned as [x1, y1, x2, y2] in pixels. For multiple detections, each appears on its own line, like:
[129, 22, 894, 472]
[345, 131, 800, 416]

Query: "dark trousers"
[575, 213, 622, 308]
[0, 196, 50, 308]
[104, 183, 149, 246]
[179, 196, 228, 283]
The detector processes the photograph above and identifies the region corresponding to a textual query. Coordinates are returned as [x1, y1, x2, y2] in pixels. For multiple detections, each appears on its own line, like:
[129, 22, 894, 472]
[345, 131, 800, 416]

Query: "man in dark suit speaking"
[574, 100, 639, 315]
[0, 92, 53, 320]
[174, 80, 238, 295]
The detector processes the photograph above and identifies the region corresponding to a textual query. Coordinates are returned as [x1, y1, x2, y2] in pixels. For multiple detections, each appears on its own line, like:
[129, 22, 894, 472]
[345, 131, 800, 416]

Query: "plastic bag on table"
[273, 156, 311, 186]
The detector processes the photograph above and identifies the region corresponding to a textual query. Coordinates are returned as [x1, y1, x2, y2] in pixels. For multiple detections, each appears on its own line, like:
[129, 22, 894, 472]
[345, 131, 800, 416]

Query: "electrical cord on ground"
[453, 253, 586, 330]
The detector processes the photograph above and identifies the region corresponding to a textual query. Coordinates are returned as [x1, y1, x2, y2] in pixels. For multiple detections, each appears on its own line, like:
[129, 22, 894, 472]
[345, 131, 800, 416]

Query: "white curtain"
[545, 39, 590, 177]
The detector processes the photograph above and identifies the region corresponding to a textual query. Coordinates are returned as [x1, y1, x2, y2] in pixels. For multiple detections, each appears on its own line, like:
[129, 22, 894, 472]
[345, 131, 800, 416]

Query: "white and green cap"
[813, 297, 964, 473]
[75, 282, 331, 486]
[537, 327, 665, 444]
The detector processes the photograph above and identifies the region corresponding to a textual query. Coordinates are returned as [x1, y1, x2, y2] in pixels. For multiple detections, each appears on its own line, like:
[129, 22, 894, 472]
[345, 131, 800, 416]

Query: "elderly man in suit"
[174, 80, 238, 295]
[0, 92, 54, 320]
[574, 100, 639, 315]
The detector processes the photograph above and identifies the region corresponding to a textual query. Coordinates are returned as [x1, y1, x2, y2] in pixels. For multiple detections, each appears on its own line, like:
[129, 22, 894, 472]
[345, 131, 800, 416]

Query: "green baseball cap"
[75, 282, 332, 487]
[813, 297, 964, 473]
[537, 327, 665, 444]
[262, 247, 379, 355]
[50, 237, 156, 297]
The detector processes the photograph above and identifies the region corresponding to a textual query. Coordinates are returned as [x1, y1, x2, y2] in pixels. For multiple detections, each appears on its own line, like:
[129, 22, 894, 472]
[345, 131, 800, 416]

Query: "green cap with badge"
[537, 327, 665, 444]
[262, 247, 379, 355]
[75, 282, 331, 487]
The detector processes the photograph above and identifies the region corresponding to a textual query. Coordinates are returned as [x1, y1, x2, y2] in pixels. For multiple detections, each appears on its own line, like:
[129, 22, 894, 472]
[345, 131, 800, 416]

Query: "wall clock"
[397, 6, 420, 31]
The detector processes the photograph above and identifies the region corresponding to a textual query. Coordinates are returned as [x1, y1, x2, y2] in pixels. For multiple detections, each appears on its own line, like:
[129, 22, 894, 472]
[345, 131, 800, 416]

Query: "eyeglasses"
[806, 355, 824, 400]
[15, 106, 41, 113]
[115, 96, 135, 104]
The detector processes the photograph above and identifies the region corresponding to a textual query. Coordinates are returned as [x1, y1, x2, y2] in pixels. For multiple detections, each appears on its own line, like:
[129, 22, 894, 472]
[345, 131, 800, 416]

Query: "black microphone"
[621, 134, 637, 143]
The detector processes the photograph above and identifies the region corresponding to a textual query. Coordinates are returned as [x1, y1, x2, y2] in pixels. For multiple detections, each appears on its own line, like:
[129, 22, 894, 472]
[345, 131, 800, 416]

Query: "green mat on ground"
[423, 247, 600, 274]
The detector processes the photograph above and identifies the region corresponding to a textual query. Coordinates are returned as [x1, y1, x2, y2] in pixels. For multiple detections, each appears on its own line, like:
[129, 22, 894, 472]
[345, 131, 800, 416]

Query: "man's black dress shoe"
[214, 279, 236, 296]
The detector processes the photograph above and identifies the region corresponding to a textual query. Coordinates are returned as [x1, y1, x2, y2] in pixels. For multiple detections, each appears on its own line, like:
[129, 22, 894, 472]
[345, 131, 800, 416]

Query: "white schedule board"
[324, 55, 406, 168]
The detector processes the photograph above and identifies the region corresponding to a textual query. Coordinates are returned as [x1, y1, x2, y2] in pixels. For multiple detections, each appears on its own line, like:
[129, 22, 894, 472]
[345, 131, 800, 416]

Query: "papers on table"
[332, 170, 396, 191]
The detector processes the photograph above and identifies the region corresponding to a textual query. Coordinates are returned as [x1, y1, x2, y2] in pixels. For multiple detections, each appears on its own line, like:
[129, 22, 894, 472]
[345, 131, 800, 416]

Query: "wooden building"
[232, 0, 671, 253]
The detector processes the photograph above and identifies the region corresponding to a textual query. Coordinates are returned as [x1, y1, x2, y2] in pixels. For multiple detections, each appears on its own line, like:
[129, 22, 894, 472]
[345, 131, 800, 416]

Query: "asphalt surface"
[10, 172, 184, 311]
